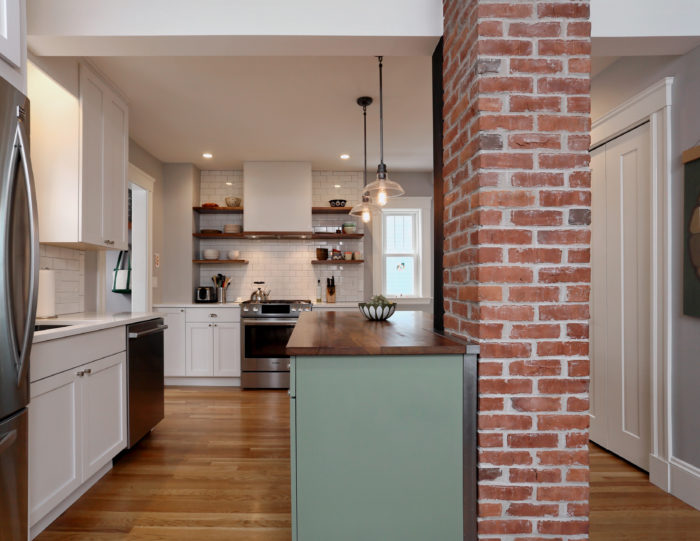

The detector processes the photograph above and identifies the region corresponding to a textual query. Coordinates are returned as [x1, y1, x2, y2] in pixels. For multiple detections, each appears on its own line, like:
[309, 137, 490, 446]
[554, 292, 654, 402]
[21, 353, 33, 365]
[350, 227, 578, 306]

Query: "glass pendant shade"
[349, 195, 377, 223]
[363, 175, 405, 207]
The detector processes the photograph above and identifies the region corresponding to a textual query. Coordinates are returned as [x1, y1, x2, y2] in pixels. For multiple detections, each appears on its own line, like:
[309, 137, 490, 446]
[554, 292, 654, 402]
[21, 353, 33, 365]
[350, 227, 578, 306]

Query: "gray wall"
[160, 163, 200, 303]
[129, 139, 165, 303]
[592, 46, 700, 468]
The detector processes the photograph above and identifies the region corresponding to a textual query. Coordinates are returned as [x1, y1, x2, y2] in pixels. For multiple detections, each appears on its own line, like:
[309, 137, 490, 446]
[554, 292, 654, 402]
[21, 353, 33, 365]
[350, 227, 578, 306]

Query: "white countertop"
[33, 312, 161, 343]
[153, 302, 241, 308]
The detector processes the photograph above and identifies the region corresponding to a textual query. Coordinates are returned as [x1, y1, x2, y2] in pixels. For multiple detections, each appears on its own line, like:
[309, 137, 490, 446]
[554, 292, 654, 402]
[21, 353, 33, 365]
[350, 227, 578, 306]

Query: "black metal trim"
[463, 351, 478, 541]
[432, 38, 445, 332]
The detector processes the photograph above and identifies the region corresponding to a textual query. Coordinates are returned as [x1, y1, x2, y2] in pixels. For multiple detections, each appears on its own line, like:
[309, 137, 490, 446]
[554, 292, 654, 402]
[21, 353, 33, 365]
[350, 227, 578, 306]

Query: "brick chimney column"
[442, 1, 591, 538]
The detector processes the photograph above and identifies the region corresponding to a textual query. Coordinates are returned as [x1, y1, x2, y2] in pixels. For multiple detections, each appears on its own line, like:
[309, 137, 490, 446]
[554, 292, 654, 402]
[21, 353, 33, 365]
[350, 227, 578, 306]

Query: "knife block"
[326, 287, 336, 304]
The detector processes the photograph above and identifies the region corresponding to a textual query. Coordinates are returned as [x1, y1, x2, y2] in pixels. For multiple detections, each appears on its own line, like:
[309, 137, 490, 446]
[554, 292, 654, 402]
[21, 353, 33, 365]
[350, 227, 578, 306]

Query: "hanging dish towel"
[112, 251, 132, 293]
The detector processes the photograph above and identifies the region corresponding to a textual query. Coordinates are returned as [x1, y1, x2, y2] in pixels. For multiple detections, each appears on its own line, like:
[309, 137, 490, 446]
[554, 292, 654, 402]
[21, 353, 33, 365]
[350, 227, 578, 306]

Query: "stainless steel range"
[241, 299, 312, 389]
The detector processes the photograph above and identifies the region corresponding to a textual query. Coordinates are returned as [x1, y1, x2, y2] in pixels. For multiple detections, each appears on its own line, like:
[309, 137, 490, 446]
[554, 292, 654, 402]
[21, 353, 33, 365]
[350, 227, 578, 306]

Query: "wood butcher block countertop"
[286, 310, 469, 356]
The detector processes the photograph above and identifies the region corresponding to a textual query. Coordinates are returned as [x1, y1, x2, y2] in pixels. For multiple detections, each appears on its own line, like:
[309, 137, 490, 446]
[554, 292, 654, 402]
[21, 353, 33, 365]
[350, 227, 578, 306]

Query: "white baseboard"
[165, 377, 240, 387]
[669, 457, 700, 511]
[30, 462, 112, 539]
[649, 453, 670, 491]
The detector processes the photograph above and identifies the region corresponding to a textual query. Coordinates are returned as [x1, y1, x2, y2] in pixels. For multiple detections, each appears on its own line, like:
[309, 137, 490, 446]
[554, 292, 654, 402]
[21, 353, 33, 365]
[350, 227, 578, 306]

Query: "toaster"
[194, 286, 217, 303]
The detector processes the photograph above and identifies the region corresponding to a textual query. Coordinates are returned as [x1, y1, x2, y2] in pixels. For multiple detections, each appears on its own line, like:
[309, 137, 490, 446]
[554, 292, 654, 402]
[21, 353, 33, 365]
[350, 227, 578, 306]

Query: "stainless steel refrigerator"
[0, 77, 39, 541]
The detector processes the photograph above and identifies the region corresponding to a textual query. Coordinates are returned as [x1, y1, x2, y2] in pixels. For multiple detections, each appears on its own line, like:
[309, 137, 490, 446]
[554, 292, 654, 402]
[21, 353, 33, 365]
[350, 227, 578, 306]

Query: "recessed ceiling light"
[334, 184, 341, 188]
[225, 182, 233, 186]
[202, 152, 213, 159]
[340, 154, 350, 160]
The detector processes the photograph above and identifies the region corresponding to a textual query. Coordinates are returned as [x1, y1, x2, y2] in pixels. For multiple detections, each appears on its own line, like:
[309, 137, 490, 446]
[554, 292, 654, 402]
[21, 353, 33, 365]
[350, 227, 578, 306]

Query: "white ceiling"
[89, 56, 433, 171]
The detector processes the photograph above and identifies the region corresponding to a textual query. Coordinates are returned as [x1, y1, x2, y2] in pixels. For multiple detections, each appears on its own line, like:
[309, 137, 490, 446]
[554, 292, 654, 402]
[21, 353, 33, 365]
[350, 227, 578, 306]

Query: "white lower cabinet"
[214, 322, 241, 377]
[186, 322, 215, 376]
[29, 352, 126, 527]
[185, 322, 241, 377]
[81, 354, 127, 479]
[29, 371, 82, 525]
[157, 306, 241, 380]
[156, 308, 186, 376]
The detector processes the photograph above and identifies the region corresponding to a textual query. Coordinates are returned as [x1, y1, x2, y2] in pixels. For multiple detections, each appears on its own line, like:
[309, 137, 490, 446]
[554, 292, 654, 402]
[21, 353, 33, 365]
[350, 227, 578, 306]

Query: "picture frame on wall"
[683, 146, 700, 318]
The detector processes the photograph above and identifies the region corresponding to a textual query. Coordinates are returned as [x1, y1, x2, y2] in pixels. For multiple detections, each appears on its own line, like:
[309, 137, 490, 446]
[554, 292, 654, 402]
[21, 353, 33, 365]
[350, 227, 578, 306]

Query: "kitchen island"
[286, 310, 478, 541]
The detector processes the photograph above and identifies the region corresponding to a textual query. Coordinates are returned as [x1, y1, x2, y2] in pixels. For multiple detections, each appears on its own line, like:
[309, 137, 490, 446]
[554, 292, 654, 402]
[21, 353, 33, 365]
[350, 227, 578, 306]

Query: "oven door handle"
[242, 319, 297, 326]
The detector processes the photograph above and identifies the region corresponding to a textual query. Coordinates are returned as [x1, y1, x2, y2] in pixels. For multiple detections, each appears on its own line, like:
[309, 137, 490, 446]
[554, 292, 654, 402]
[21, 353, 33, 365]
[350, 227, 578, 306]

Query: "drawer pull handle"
[209, 313, 218, 318]
[84, 368, 92, 375]
[76, 371, 85, 377]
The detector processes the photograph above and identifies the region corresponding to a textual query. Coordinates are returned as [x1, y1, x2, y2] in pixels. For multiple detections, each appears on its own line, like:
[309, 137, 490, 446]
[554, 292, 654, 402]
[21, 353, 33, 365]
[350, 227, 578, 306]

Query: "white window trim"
[372, 196, 432, 303]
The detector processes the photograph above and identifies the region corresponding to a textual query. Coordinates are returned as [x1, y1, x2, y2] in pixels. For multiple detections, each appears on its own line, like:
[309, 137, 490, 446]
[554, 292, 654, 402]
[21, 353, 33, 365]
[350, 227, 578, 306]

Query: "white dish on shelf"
[227, 250, 240, 259]
[203, 249, 219, 260]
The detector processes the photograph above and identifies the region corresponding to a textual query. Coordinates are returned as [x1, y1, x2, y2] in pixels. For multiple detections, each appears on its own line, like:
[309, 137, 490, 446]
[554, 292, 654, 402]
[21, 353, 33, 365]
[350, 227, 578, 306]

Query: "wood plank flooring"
[36, 388, 700, 540]
[589, 443, 700, 540]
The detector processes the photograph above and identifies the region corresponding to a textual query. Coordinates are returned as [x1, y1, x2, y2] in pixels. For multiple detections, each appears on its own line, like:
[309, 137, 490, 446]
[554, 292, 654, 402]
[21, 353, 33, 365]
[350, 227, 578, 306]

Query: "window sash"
[381, 210, 421, 298]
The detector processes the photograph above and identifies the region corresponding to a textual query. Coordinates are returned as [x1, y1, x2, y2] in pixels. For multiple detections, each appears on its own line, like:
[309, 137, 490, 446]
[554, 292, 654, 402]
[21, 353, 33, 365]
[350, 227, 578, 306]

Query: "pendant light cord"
[377, 56, 385, 177]
[363, 104, 367, 187]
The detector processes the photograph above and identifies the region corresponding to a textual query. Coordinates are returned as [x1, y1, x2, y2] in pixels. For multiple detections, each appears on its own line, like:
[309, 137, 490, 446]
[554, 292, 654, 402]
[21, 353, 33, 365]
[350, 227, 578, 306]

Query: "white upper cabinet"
[0, 0, 26, 93]
[28, 59, 128, 250]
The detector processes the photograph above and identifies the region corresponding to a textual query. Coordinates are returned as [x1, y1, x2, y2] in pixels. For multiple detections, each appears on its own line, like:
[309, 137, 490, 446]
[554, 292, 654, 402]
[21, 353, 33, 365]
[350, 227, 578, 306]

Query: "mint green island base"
[286, 311, 478, 541]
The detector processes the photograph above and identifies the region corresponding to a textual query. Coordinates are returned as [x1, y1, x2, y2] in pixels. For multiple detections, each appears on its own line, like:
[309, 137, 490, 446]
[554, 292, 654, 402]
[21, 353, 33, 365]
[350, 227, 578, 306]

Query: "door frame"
[128, 163, 155, 311]
[591, 77, 673, 491]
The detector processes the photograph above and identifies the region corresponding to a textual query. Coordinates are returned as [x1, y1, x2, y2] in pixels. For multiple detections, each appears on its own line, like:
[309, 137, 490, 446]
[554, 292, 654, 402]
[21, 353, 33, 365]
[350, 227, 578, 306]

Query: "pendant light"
[350, 96, 376, 223]
[363, 56, 404, 206]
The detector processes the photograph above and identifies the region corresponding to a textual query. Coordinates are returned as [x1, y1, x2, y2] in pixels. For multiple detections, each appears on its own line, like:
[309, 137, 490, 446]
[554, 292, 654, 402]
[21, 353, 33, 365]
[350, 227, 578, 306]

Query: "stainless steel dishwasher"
[127, 318, 167, 448]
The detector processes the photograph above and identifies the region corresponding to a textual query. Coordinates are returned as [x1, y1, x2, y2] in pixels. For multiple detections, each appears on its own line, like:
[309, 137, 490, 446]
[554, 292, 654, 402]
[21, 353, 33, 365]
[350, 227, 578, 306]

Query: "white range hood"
[243, 161, 312, 233]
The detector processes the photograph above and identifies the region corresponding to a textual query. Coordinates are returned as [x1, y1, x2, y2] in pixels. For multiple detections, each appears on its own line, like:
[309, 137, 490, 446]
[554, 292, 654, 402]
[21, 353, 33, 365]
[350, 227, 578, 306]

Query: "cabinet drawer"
[31, 327, 126, 383]
[186, 307, 240, 323]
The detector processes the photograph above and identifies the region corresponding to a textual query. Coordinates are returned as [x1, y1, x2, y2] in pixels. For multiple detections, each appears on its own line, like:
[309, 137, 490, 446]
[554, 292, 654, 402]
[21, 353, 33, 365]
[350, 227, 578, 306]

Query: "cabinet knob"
[180, 309, 184, 312]
[105, 240, 114, 245]
[84, 368, 92, 375]
[76, 371, 84, 377]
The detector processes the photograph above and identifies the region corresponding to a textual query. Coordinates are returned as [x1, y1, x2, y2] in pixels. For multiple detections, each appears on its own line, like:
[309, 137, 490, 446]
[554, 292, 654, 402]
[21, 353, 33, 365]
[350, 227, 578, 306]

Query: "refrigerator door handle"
[12, 119, 39, 386]
[0, 429, 17, 455]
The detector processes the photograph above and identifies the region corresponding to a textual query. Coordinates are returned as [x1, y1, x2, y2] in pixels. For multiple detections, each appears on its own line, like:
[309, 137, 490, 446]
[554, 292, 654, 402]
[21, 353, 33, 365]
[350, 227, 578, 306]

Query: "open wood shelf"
[312, 259, 364, 265]
[193, 206, 243, 214]
[193, 232, 363, 240]
[312, 207, 353, 214]
[192, 259, 248, 264]
[194, 206, 356, 215]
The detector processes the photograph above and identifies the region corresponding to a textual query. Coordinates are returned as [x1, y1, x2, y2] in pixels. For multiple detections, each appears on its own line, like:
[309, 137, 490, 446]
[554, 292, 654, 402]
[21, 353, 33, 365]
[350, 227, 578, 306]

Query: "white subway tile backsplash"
[39, 244, 85, 315]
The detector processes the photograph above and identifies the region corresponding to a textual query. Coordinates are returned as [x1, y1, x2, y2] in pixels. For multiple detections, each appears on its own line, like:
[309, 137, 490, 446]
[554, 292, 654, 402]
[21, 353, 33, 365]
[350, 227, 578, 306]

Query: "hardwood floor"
[589, 442, 700, 540]
[37, 388, 700, 540]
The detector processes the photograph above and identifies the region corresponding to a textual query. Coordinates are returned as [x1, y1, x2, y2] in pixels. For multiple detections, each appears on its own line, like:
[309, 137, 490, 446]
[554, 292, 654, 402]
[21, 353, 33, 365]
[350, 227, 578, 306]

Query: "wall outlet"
[154, 253, 160, 268]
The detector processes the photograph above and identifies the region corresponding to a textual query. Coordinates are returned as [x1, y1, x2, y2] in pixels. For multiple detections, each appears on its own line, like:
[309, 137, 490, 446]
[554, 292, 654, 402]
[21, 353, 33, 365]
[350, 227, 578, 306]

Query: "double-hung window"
[373, 196, 432, 301]
[383, 211, 420, 297]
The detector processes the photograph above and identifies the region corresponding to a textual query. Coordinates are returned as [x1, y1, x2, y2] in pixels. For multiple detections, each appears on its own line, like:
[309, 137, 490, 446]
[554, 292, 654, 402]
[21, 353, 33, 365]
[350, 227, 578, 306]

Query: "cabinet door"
[213, 322, 241, 377]
[102, 89, 129, 250]
[186, 323, 214, 376]
[79, 64, 105, 247]
[81, 353, 127, 480]
[29, 370, 81, 526]
[157, 308, 187, 377]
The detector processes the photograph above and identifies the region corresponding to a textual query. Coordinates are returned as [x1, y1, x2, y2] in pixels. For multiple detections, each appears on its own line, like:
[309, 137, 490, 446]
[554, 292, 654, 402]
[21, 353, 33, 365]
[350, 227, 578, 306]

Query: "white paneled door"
[590, 123, 652, 470]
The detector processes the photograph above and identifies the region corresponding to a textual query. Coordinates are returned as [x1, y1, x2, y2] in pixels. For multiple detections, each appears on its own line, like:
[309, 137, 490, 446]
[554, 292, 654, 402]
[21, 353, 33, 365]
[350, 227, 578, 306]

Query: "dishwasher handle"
[129, 324, 168, 339]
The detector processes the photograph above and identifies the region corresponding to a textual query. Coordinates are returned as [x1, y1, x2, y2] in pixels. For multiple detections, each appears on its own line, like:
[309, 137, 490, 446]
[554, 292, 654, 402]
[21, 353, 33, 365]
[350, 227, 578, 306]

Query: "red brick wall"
[442, 1, 591, 538]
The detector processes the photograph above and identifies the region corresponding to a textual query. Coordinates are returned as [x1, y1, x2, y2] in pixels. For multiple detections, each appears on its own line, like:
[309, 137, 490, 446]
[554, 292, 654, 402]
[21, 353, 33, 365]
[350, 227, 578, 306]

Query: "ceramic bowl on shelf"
[358, 302, 396, 321]
[316, 248, 329, 260]
[329, 199, 347, 207]
[202, 249, 219, 260]
[342, 222, 357, 234]
[223, 224, 242, 233]
[225, 196, 241, 207]
[227, 250, 240, 260]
